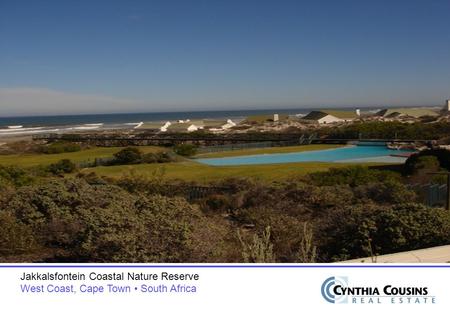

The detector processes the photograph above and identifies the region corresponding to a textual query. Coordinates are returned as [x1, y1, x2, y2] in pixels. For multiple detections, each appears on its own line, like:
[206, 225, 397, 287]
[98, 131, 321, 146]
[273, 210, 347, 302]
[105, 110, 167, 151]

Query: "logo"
[320, 276, 436, 305]
[321, 276, 348, 304]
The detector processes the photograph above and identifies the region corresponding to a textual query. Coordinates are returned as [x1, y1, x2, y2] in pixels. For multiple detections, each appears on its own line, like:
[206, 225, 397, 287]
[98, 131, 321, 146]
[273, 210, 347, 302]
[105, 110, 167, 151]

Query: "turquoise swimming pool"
[196, 145, 412, 166]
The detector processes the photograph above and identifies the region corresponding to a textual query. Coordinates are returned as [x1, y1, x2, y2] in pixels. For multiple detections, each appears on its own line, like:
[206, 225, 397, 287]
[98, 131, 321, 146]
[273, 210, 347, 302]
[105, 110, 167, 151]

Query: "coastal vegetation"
[319, 121, 450, 140]
[173, 144, 197, 157]
[1, 129, 450, 263]
[0, 144, 353, 182]
[83, 161, 355, 183]
[0, 146, 167, 167]
[1, 162, 449, 263]
[110, 147, 175, 165]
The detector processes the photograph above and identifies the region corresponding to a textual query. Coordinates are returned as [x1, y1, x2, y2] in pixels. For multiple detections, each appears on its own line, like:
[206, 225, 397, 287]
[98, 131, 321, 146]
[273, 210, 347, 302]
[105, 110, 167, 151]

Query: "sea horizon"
[0, 104, 442, 128]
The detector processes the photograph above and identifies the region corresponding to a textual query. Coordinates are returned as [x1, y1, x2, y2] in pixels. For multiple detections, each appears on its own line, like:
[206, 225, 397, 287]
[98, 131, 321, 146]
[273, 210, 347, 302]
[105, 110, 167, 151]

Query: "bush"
[203, 194, 232, 213]
[308, 166, 400, 187]
[411, 156, 440, 172]
[319, 203, 450, 261]
[174, 144, 197, 157]
[40, 142, 81, 154]
[141, 153, 158, 164]
[0, 165, 34, 187]
[115, 169, 167, 194]
[322, 121, 450, 140]
[142, 152, 175, 164]
[404, 149, 450, 175]
[156, 152, 175, 163]
[113, 147, 142, 164]
[6, 178, 208, 262]
[0, 211, 38, 256]
[354, 180, 417, 204]
[47, 159, 77, 175]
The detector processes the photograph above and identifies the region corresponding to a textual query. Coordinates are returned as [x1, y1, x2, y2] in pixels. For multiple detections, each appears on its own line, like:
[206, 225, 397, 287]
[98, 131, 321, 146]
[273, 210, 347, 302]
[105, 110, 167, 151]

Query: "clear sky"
[1, 0, 450, 116]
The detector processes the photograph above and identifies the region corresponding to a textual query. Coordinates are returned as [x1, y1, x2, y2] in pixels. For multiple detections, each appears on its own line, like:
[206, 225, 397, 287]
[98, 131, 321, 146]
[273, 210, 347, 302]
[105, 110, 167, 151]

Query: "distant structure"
[356, 109, 361, 116]
[273, 114, 279, 122]
[160, 121, 171, 132]
[444, 100, 450, 112]
[302, 110, 358, 124]
[155, 119, 237, 133]
[168, 121, 204, 132]
[209, 119, 237, 132]
[376, 108, 438, 118]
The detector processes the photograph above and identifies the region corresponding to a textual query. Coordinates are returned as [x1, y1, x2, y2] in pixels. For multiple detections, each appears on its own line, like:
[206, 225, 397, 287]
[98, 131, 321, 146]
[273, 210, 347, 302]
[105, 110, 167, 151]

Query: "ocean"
[0, 109, 315, 128]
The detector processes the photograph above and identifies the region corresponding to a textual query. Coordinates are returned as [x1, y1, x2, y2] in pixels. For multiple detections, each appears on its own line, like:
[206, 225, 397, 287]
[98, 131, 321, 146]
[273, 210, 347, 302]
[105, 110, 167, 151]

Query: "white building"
[302, 110, 358, 124]
[160, 121, 171, 132]
[444, 100, 450, 112]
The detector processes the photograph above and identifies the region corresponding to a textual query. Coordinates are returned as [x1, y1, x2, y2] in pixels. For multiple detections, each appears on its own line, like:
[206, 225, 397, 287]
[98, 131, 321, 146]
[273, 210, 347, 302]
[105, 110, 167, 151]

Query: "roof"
[245, 114, 289, 123]
[201, 119, 228, 127]
[376, 108, 438, 118]
[168, 123, 201, 131]
[320, 110, 358, 119]
[302, 110, 358, 120]
[302, 111, 328, 120]
[139, 121, 166, 129]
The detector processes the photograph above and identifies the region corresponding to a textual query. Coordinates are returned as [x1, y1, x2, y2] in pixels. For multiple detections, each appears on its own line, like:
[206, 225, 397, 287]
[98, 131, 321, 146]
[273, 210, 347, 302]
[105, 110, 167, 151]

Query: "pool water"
[195, 145, 412, 166]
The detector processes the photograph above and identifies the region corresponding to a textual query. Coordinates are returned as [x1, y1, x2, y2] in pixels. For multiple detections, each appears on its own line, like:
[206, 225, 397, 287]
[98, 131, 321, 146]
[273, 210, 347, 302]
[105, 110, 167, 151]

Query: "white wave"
[72, 126, 101, 130]
[84, 123, 104, 126]
[7, 125, 23, 129]
[0, 127, 44, 133]
[0, 128, 59, 136]
[134, 122, 144, 129]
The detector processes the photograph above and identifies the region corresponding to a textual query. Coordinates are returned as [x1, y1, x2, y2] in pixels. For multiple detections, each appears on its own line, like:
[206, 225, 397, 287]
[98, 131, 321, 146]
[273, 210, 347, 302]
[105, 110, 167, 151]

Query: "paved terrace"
[339, 245, 450, 263]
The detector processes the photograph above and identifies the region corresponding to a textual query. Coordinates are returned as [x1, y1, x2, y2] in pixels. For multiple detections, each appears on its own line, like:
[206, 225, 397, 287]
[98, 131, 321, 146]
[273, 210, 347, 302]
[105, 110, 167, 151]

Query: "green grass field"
[195, 144, 344, 158]
[0, 144, 381, 182]
[0, 146, 167, 167]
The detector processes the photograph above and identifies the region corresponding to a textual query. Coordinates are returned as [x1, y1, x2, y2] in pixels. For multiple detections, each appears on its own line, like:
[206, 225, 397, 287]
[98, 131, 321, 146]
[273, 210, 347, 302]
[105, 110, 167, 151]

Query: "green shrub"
[309, 166, 400, 187]
[238, 226, 275, 263]
[113, 147, 142, 164]
[0, 211, 38, 256]
[155, 152, 175, 163]
[319, 203, 450, 261]
[203, 194, 232, 213]
[412, 156, 440, 171]
[0, 165, 34, 186]
[322, 121, 450, 140]
[40, 142, 81, 154]
[6, 178, 206, 262]
[48, 159, 77, 175]
[404, 150, 450, 176]
[354, 180, 417, 204]
[174, 144, 197, 157]
[142, 153, 158, 163]
[142, 152, 175, 164]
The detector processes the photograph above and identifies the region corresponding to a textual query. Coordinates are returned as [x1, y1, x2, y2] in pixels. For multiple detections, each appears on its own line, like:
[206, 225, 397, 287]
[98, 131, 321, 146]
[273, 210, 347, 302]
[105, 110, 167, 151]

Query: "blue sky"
[1, 0, 450, 115]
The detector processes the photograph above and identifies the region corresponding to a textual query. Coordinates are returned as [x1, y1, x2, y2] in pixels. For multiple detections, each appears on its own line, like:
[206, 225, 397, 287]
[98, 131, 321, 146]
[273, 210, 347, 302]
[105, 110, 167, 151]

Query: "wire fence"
[196, 134, 316, 153]
[410, 183, 447, 207]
